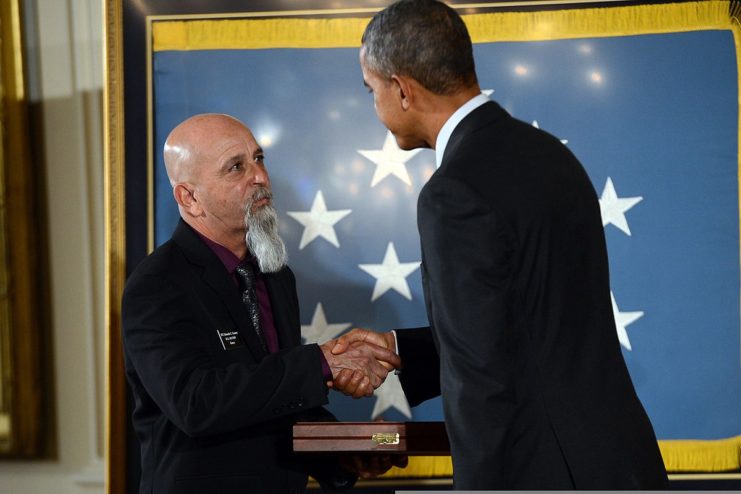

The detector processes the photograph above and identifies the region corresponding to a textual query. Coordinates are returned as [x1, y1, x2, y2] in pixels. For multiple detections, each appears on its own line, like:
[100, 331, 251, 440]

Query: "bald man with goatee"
[122, 114, 401, 494]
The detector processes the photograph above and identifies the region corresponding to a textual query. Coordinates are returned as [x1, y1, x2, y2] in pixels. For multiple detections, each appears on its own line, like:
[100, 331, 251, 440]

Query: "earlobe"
[400, 88, 410, 110]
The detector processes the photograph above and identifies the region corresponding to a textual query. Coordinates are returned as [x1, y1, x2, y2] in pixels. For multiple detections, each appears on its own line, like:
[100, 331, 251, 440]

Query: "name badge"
[216, 329, 245, 350]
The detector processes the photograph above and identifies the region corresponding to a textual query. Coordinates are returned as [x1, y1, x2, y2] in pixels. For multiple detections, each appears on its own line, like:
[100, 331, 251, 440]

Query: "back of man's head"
[361, 0, 477, 95]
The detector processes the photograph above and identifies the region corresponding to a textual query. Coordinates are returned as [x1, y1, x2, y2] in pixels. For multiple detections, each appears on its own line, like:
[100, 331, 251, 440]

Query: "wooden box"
[293, 421, 449, 455]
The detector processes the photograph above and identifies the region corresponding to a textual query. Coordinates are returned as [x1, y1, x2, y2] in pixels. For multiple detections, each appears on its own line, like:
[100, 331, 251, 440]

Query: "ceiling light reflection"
[352, 159, 366, 174]
[255, 121, 282, 149]
[380, 185, 394, 199]
[579, 44, 593, 55]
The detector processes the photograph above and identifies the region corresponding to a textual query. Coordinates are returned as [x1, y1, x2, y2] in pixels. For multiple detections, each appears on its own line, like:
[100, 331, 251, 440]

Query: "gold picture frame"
[103, 0, 126, 490]
[0, 0, 54, 459]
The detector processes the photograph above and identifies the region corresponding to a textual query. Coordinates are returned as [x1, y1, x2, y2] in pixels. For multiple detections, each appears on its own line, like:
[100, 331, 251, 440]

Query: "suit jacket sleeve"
[122, 269, 330, 438]
[394, 327, 441, 407]
[417, 174, 516, 485]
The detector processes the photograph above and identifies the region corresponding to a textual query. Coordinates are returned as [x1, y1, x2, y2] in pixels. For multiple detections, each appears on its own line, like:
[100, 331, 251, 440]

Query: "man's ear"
[391, 74, 414, 111]
[173, 183, 202, 216]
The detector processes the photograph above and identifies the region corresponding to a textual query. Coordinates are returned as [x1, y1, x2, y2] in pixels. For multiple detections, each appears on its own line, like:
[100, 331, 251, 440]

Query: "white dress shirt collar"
[434, 93, 490, 168]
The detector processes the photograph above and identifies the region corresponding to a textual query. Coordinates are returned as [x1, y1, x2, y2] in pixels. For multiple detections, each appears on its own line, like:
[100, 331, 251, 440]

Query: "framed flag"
[106, 0, 741, 491]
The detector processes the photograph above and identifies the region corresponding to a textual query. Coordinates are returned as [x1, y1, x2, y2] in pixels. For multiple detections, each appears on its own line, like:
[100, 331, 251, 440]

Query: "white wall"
[0, 0, 105, 492]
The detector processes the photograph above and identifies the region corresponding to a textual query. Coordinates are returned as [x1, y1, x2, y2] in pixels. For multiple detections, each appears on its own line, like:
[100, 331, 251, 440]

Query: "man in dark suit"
[122, 113, 401, 493]
[333, 0, 668, 489]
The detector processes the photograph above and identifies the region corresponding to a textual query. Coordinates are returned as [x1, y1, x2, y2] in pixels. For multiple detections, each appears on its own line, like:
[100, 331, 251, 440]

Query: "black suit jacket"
[397, 101, 668, 489]
[122, 220, 352, 494]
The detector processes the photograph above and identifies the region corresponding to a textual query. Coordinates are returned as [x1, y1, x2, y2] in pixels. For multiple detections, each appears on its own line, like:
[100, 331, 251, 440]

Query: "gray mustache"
[245, 186, 272, 216]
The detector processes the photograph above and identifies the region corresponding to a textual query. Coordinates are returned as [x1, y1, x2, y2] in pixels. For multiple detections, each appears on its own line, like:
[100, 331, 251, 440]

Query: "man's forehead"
[209, 130, 261, 159]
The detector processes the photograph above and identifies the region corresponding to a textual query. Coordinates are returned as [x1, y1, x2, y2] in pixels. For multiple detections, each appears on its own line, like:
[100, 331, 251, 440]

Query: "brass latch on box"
[371, 432, 400, 445]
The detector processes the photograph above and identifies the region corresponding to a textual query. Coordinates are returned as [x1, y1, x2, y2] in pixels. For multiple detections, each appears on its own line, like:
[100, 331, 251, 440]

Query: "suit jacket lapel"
[172, 220, 268, 361]
[263, 270, 300, 349]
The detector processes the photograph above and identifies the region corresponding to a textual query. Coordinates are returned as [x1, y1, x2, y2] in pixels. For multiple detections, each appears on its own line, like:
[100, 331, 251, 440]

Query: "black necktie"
[235, 260, 266, 350]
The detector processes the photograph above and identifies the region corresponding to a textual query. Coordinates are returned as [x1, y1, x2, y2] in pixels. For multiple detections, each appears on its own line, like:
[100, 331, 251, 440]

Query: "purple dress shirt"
[196, 233, 279, 352]
[196, 232, 332, 379]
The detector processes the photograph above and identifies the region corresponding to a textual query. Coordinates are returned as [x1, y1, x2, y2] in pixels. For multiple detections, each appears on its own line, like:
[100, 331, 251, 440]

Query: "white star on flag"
[358, 242, 420, 302]
[358, 131, 422, 187]
[300, 302, 351, 345]
[611, 291, 644, 351]
[286, 190, 352, 249]
[532, 120, 568, 145]
[371, 371, 412, 420]
[599, 177, 643, 236]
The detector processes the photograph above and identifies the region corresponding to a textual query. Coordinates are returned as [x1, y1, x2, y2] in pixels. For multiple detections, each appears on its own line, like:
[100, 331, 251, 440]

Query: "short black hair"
[361, 0, 477, 95]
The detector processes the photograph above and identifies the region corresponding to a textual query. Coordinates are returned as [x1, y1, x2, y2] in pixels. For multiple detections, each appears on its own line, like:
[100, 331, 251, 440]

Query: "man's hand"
[328, 328, 399, 398]
[320, 338, 401, 398]
[332, 328, 396, 364]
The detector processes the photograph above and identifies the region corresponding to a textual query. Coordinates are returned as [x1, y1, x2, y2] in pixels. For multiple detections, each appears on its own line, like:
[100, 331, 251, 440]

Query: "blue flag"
[152, 26, 740, 440]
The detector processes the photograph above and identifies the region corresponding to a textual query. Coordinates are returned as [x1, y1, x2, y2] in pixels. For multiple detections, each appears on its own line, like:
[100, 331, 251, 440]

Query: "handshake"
[319, 329, 399, 398]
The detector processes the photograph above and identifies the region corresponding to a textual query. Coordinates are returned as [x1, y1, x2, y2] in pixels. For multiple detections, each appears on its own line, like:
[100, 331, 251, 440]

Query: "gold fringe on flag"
[379, 455, 453, 479]
[465, 1, 730, 41]
[152, 1, 733, 51]
[659, 435, 741, 473]
[373, 435, 741, 478]
[152, 17, 369, 51]
[731, 0, 741, 24]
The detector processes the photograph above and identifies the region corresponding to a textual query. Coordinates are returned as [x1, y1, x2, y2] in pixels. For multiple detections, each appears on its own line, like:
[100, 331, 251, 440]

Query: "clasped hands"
[319, 329, 408, 480]
[319, 328, 398, 399]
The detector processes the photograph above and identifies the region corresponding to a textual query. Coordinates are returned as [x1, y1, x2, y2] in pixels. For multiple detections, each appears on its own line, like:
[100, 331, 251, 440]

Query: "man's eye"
[254, 155, 265, 163]
[230, 162, 242, 171]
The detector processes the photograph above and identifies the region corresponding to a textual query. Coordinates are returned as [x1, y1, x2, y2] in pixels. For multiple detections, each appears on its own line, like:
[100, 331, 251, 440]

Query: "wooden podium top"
[293, 421, 450, 455]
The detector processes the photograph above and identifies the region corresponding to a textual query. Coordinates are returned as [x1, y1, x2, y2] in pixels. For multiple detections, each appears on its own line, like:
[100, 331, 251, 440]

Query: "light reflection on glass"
[380, 185, 394, 199]
[256, 121, 282, 148]
[579, 44, 593, 55]
[259, 134, 274, 148]
[590, 71, 604, 84]
[514, 65, 529, 77]
[352, 159, 366, 174]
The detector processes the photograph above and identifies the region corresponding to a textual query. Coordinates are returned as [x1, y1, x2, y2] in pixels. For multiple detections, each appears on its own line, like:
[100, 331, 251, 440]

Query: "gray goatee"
[244, 187, 288, 273]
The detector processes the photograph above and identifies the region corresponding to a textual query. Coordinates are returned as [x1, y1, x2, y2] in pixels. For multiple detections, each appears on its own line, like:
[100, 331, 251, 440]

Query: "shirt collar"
[434, 93, 490, 168]
[195, 230, 244, 274]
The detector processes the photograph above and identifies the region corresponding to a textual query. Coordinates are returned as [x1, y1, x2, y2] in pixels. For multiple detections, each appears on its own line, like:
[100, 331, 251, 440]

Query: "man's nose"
[252, 165, 269, 186]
